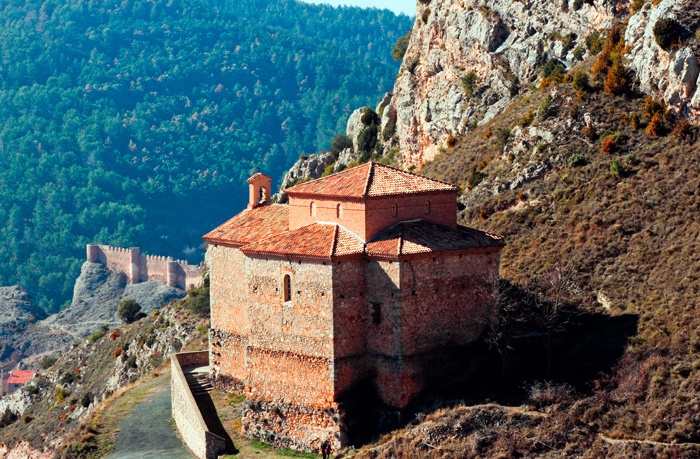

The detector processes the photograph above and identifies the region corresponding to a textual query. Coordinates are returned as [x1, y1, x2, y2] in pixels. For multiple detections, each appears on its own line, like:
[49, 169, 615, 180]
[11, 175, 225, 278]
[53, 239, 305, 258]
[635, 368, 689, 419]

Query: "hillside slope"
[0, 0, 412, 313]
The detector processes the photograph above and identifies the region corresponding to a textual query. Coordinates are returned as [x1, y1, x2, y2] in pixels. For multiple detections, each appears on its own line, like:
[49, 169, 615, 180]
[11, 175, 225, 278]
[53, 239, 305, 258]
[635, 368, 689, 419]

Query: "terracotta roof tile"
[285, 162, 459, 198]
[203, 204, 288, 246]
[247, 173, 270, 184]
[240, 223, 364, 260]
[7, 370, 35, 385]
[366, 220, 504, 258]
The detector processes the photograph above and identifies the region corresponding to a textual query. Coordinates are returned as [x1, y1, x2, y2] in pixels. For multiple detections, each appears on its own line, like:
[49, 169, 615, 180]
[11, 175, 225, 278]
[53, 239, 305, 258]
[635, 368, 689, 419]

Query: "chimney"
[247, 173, 272, 210]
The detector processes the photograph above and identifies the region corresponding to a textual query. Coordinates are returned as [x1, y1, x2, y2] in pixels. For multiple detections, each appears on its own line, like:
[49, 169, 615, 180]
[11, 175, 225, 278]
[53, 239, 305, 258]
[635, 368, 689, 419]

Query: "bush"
[542, 58, 566, 80]
[392, 30, 411, 61]
[357, 124, 379, 153]
[114, 348, 123, 358]
[60, 371, 76, 385]
[462, 71, 478, 99]
[644, 95, 667, 120]
[421, 8, 430, 24]
[562, 32, 577, 52]
[187, 276, 210, 318]
[567, 153, 586, 167]
[80, 392, 93, 408]
[0, 408, 17, 428]
[406, 55, 420, 73]
[23, 415, 33, 424]
[321, 163, 335, 177]
[647, 113, 664, 136]
[632, 0, 645, 12]
[117, 299, 142, 324]
[126, 355, 137, 368]
[382, 119, 397, 141]
[468, 168, 487, 189]
[89, 329, 106, 343]
[602, 137, 616, 153]
[40, 355, 57, 369]
[585, 30, 604, 55]
[653, 18, 681, 50]
[537, 95, 554, 120]
[110, 330, 120, 341]
[672, 119, 692, 140]
[604, 60, 627, 95]
[491, 127, 511, 153]
[572, 71, 590, 92]
[360, 106, 379, 127]
[330, 134, 353, 159]
[572, 44, 585, 61]
[610, 158, 623, 177]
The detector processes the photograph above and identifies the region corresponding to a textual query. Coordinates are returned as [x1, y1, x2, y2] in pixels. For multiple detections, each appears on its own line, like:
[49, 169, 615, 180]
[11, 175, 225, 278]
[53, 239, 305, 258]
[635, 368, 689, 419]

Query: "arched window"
[258, 186, 266, 203]
[336, 203, 343, 218]
[310, 202, 317, 217]
[424, 201, 431, 215]
[283, 275, 292, 302]
[391, 204, 398, 218]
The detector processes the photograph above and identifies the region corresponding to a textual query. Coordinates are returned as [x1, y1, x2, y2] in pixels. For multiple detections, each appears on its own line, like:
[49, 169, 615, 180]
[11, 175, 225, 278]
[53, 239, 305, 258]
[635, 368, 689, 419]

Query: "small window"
[336, 203, 342, 218]
[424, 201, 431, 215]
[371, 303, 382, 324]
[391, 204, 398, 217]
[258, 186, 264, 202]
[283, 275, 292, 302]
[310, 202, 317, 217]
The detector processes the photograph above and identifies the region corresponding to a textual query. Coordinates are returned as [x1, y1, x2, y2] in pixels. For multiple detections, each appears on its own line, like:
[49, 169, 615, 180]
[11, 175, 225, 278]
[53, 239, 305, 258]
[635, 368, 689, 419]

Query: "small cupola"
[247, 173, 272, 209]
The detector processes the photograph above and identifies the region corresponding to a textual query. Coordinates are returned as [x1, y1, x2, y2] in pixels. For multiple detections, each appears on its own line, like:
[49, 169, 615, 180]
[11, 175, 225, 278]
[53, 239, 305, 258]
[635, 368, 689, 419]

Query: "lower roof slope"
[203, 204, 288, 247]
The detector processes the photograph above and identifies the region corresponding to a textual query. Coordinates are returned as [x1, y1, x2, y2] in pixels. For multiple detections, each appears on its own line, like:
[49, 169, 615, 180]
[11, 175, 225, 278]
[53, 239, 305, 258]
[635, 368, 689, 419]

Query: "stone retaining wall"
[171, 351, 226, 459]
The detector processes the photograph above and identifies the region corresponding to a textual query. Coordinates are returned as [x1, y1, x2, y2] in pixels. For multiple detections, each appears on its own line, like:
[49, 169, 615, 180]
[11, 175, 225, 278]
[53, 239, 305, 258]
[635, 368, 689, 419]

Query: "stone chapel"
[203, 162, 504, 451]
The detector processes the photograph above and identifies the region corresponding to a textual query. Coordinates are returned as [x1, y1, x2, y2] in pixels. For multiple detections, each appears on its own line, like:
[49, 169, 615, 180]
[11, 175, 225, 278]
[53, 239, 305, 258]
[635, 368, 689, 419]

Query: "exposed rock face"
[625, 0, 700, 121]
[274, 152, 334, 203]
[0, 286, 45, 335]
[389, 0, 621, 168]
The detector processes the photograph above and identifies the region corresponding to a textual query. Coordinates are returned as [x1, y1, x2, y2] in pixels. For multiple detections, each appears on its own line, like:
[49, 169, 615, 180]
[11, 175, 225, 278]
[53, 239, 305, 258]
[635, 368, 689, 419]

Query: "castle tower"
[167, 259, 179, 288]
[86, 244, 99, 263]
[129, 247, 140, 284]
[247, 173, 272, 210]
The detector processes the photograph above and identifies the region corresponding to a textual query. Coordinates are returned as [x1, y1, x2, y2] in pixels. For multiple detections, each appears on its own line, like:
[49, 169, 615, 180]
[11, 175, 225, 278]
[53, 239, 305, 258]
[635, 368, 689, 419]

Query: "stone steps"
[185, 373, 213, 395]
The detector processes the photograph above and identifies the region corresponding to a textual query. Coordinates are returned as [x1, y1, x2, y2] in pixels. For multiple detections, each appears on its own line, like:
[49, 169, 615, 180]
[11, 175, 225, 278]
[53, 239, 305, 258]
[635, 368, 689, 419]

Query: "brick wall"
[287, 192, 456, 241]
[86, 244, 204, 290]
[171, 352, 226, 459]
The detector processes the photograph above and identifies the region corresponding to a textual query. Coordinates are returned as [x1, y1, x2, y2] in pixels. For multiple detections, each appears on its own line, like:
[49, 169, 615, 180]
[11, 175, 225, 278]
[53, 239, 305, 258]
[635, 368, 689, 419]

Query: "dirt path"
[108, 377, 195, 459]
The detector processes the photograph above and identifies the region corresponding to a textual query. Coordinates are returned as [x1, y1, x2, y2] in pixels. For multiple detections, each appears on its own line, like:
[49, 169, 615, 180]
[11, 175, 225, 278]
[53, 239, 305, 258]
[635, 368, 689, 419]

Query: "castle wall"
[86, 244, 204, 290]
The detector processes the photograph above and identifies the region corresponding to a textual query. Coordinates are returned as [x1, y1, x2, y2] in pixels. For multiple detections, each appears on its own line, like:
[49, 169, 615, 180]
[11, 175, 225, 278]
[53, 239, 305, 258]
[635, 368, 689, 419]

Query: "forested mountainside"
[0, 0, 411, 312]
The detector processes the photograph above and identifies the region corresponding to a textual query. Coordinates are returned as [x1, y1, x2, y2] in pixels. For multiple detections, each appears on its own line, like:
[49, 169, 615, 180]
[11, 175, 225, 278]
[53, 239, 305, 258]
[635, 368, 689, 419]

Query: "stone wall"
[86, 244, 204, 290]
[171, 352, 226, 459]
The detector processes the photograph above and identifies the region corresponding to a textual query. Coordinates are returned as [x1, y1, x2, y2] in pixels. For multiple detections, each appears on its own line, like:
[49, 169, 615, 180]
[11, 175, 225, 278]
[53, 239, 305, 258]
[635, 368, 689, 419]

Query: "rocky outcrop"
[625, 0, 700, 121]
[275, 152, 335, 203]
[388, 0, 621, 168]
[0, 286, 45, 340]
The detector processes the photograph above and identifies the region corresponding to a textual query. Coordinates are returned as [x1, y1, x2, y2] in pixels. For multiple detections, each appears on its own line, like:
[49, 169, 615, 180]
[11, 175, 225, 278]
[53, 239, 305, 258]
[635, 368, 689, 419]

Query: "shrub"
[421, 7, 431, 24]
[462, 71, 478, 99]
[585, 30, 604, 55]
[538, 95, 554, 120]
[643, 95, 667, 120]
[321, 163, 335, 177]
[23, 415, 33, 424]
[89, 329, 106, 343]
[572, 44, 585, 61]
[406, 55, 420, 74]
[491, 127, 511, 153]
[604, 60, 627, 95]
[382, 119, 397, 141]
[509, 76, 520, 97]
[572, 71, 590, 92]
[117, 299, 142, 324]
[567, 153, 586, 167]
[187, 276, 210, 318]
[602, 137, 616, 153]
[519, 109, 535, 127]
[646, 113, 664, 136]
[542, 58, 566, 81]
[357, 124, 379, 153]
[445, 135, 457, 147]
[330, 134, 353, 158]
[110, 330, 120, 341]
[632, 0, 645, 12]
[562, 32, 577, 52]
[630, 112, 642, 129]
[80, 392, 93, 408]
[0, 408, 17, 428]
[583, 125, 597, 141]
[610, 158, 623, 177]
[468, 168, 487, 189]
[360, 106, 379, 127]
[672, 119, 692, 140]
[126, 355, 137, 368]
[653, 18, 681, 50]
[60, 371, 76, 385]
[114, 348, 123, 358]
[39, 356, 57, 369]
[392, 30, 412, 61]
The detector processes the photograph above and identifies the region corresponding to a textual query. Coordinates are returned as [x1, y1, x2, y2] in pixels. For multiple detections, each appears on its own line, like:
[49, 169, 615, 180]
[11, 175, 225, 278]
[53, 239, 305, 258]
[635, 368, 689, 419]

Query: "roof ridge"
[362, 162, 374, 197]
[284, 162, 372, 193]
[370, 161, 460, 189]
[330, 224, 339, 258]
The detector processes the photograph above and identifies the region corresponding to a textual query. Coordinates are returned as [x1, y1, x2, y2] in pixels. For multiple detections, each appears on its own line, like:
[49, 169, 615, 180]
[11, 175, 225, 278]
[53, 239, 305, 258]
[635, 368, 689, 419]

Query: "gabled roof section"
[365, 220, 504, 258]
[284, 162, 459, 199]
[240, 223, 365, 260]
[203, 204, 288, 247]
[247, 172, 270, 184]
[7, 370, 35, 385]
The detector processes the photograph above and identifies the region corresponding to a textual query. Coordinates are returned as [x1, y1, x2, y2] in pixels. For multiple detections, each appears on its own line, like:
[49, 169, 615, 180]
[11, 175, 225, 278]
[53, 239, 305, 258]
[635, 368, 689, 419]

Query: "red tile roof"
[247, 173, 270, 184]
[240, 223, 364, 260]
[365, 220, 504, 258]
[285, 162, 459, 199]
[203, 204, 288, 246]
[7, 370, 35, 385]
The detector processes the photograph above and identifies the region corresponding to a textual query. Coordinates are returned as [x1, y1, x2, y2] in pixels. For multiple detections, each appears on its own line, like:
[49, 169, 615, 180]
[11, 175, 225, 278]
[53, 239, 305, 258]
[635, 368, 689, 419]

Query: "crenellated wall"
[86, 244, 204, 290]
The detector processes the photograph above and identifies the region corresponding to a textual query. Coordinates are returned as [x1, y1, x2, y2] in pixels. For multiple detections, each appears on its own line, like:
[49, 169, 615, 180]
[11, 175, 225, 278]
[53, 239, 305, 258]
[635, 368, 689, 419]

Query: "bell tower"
[247, 173, 272, 210]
